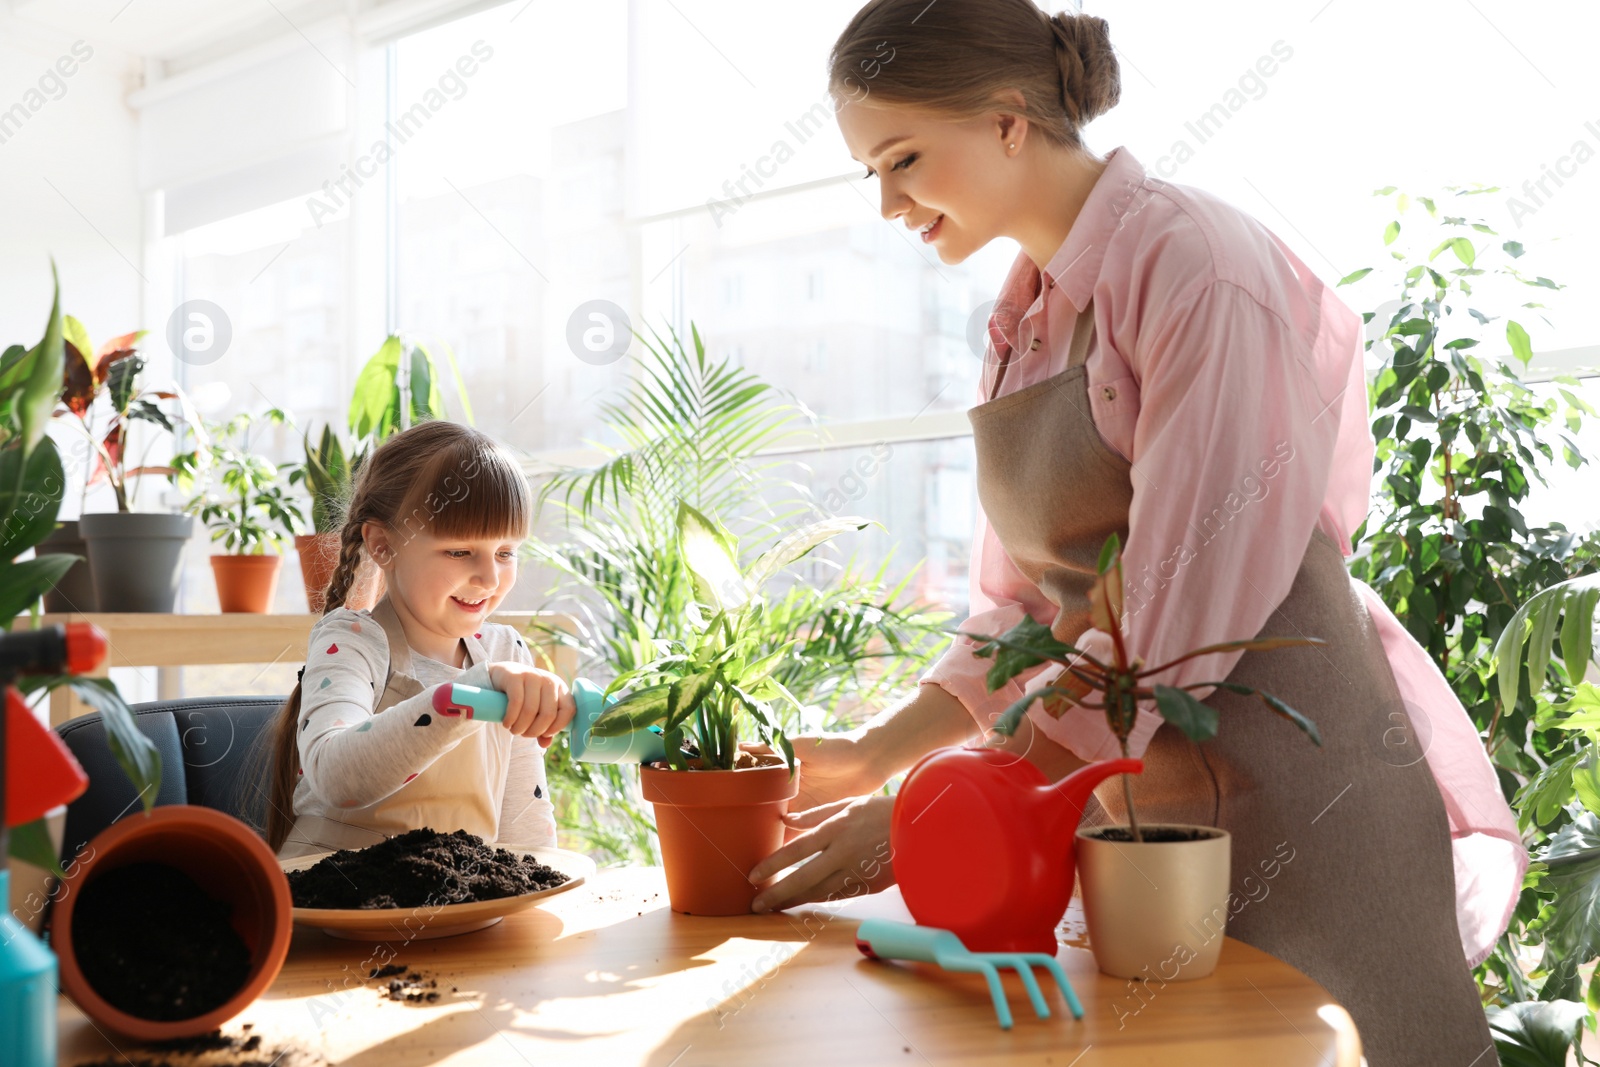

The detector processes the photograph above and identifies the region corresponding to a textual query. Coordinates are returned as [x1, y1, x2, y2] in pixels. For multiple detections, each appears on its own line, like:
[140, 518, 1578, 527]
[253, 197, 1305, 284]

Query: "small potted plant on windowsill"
[286, 424, 378, 612]
[50, 318, 205, 613]
[968, 533, 1323, 981]
[171, 410, 306, 614]
[590, 501, 874, 915]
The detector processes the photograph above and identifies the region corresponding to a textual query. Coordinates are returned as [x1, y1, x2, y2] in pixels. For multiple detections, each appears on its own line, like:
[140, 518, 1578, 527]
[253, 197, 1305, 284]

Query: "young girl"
[264, 420, 575, 860]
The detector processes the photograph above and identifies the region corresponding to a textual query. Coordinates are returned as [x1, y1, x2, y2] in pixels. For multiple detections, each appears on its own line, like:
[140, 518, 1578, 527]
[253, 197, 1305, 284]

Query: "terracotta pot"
[1075, 824, 1231, 981]
[210, 554, 281, 613]
[640, 758, 799, 916]
[50, 805, 293, 1041]
[294, 532, 383, 612]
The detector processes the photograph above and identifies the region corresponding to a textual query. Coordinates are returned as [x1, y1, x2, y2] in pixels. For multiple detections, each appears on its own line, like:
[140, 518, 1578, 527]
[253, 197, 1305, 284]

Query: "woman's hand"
[747, 794, 896, 913]
[487, 662, 576, 745]
[784, 731, 886, 813]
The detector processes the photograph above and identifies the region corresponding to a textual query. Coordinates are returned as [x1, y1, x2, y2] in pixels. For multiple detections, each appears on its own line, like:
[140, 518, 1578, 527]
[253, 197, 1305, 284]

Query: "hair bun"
[1048, 11, 1121, 128]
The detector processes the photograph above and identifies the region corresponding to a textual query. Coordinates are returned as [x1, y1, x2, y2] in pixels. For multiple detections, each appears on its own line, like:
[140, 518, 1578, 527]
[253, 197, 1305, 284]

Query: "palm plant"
[288, 424, 368, 535]
[170, 410, 306, 554]
[530, 321, 949, 861]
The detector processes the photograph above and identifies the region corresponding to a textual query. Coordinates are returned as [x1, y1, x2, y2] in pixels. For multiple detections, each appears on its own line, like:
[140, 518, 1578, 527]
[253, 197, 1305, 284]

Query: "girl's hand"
[487, 662, 576, 746]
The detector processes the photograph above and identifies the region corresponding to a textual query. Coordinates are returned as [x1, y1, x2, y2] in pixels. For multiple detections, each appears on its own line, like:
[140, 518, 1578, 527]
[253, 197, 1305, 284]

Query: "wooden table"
[57, 867, 1361, 1066]
[10, 611, 575, 726]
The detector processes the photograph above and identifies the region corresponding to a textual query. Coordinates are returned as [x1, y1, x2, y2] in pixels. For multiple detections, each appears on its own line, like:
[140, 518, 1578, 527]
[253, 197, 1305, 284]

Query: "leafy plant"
[288, 424, 369, 535]
[1, 260, 161, 873]
[967, 533, 1323, 843]
[591, 502, 876, 771]
[530, 321, 949, 860]
[170, 410, 306, 555]
[1338, 187, 1600, 1053]
[51, 322, 205, 514]
[348, 334, 473, 442]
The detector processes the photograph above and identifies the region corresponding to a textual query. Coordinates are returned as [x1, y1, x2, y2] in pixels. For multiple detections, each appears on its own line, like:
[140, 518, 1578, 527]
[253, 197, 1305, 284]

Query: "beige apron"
[968, 300, 1492, 1066]
[279, 596, 509, 860]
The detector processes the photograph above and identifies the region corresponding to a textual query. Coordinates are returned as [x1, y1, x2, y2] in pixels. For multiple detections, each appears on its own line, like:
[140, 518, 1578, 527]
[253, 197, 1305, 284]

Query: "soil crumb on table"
[286, 828, 569, 910]
[379, 968, 442, 1003]
[71, 862, 251, 1022]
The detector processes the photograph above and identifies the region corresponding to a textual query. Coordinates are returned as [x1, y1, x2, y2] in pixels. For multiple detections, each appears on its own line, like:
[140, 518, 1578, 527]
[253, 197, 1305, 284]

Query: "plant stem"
[1120, 738, 1142, 843]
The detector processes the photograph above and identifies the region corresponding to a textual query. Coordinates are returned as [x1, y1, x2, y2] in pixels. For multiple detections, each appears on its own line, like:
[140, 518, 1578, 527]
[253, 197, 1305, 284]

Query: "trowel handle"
[431, 683, 507, 722]
[854, 918, 966, 964]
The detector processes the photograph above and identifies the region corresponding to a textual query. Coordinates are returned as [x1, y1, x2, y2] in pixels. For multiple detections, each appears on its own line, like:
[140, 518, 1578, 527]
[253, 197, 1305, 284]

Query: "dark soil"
[1087, 826, 1221, 843]
[69, 1025, 327, 1066]
[70, 862, 252, 1022]
[380, 968, 441, 1003]
[285, 828, 569, 910]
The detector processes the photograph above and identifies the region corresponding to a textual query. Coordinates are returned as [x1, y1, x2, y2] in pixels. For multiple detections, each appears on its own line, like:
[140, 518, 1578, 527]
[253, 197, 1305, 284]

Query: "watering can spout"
[1049, 757, 1143, 848]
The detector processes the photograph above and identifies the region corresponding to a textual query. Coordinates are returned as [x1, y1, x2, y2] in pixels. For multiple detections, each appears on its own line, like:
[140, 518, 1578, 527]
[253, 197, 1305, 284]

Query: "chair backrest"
[55, 695, 285, 864]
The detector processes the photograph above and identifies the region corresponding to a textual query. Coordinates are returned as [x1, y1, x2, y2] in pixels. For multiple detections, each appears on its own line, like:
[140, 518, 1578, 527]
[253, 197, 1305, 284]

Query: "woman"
[746, 2, 1524, 1063]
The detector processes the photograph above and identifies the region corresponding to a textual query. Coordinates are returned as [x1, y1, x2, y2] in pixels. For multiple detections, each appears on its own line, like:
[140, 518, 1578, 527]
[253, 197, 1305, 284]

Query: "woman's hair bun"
[1047, 11, 1121, 127]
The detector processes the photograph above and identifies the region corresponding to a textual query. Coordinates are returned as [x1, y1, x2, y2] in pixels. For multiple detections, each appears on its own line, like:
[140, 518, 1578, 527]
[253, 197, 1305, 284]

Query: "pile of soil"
[376, 966, 440, 1003]
[285, 828, 569, 910]
[1088, 826, 1220, 843]
[70, 862, 252, 1022]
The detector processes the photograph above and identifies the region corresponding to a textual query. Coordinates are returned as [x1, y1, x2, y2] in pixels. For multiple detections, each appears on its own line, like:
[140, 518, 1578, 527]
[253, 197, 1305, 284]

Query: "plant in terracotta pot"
[50, 321, 206, 613]
[170, 410, 306, 614]
[968, 533, 1323, 981]
[285, 423, 376, 611]
[591, 501, 874, 915]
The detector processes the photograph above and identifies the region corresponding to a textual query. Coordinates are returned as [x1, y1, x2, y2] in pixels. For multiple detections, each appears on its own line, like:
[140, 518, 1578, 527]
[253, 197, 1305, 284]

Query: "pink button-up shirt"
[922, 146, 1524, 968]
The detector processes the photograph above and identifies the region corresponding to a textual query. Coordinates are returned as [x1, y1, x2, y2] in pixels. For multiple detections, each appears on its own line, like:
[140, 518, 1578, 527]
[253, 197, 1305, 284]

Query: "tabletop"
[57, 866, 1360, 1066]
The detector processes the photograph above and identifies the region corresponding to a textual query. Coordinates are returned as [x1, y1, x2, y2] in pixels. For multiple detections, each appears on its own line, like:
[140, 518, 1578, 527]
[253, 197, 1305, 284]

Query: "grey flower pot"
[37, 519, 98, 613]
[78, 512, 196, 613]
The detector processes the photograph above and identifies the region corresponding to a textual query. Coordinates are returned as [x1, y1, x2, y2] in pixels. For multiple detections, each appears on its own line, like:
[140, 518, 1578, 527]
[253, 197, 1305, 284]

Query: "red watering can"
[890, 747, 1142, 955]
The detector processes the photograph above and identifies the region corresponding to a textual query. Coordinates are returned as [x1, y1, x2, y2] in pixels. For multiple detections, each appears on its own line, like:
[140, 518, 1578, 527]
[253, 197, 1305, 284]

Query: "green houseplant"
[530, 322, 949, 866]
[171, 410, 306, 613]
[57, 327, 205, 612]
[968, 533, 1321, 979]
[1335, 186, 1600, 1058]
[2, 260, 162, 925]
[588, 500, 877, 914]
[286, 424, 372, 611]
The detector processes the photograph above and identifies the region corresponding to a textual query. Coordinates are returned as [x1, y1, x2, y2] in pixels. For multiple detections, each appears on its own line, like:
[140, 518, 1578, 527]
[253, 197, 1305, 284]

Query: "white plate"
[280, 845, 596, 940]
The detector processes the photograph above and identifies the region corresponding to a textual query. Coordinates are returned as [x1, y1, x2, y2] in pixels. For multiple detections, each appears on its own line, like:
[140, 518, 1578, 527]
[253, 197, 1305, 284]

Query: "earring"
[1008, 143, 1016, 150]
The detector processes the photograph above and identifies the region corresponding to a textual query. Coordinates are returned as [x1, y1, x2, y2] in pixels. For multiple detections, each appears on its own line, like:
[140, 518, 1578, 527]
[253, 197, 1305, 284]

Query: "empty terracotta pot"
[210, 554, 281, 613]
[51, 805, 293, 1041]
[641, 757, 798, 915]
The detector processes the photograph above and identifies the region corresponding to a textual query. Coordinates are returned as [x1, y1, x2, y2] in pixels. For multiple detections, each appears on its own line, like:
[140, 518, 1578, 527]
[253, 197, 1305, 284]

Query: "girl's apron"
[279, 595, 508, 860]
[968, 300, 1492, 1065]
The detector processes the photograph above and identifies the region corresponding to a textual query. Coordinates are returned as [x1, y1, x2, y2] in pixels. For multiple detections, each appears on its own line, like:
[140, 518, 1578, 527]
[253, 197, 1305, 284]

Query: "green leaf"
[0, 434, 65, 559]
[1154, 685, 1218, 742]
[966, 615, 1082, 691]
[18, 260, 65, 458]
[665, 670, 716, 731]
[1560, 587, 1597, 686]
[1503, 240, 1526, 258]
[1449, 236, 1476, 267]
[1574, 748, 1600, 817]
[348, 335, 403, 440]
[744, 516, 875, 591]
[592, 683, 672, 736]
[1487, 999, 1589, 1067]
[6, 817, 64, 879]
[0, 555, 75, 620]
[61, 314, 93, 373]
[1256, 691, 1322, 746]
[677, 500, 748, 611]
[1506, 320, 1534, 365]
[1336, 267, 1372, 286]
[53, 676, 161, 812]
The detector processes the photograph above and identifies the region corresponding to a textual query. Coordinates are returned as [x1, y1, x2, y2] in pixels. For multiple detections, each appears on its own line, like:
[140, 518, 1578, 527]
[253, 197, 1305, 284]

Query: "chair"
[55, 695, 286, 864]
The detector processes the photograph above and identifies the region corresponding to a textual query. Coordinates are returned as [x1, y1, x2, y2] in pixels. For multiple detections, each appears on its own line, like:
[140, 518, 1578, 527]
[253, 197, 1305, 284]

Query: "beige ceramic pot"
[1075, 823, 1231, 981]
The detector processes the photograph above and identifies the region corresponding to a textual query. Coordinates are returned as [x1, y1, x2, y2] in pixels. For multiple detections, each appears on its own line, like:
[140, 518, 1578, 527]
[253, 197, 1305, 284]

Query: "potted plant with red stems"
[969, 533, 1323, 980]
[53, 321, 206, 612]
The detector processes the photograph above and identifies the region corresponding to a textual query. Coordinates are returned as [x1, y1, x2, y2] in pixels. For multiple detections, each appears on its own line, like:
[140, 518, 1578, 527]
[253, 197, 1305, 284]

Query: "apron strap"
[1067, 297, 1096, 370]
[985, 298, 1097, 402]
